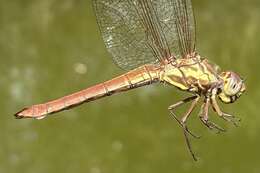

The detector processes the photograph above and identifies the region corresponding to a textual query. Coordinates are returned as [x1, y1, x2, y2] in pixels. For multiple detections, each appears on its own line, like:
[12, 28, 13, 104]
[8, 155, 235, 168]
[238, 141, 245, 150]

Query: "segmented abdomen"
[15, 65, 161, 119]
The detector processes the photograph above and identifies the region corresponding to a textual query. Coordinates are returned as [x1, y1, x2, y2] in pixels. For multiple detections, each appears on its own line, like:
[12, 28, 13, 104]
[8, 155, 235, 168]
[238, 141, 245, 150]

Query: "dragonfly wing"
[171, 0, 196, 57]
[93, 0, 196, 70]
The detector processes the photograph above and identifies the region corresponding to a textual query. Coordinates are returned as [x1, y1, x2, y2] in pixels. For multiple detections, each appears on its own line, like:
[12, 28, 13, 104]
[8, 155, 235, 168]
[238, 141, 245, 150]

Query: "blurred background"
[0, 0, 259, 173]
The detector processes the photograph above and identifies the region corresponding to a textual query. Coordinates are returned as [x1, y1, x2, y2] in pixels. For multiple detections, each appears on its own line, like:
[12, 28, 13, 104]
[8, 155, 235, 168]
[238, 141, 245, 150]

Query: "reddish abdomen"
[15, 65, 161, 119]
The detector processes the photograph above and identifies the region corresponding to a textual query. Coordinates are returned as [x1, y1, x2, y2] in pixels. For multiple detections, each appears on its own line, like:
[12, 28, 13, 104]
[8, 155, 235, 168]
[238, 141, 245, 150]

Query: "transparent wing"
[172, 0, 196, 57]
[93, 0, 196, 70]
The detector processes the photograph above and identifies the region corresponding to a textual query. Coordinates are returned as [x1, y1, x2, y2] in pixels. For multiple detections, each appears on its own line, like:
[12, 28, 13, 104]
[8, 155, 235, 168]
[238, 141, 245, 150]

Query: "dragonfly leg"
[168, 95, 200, 161]
[168, 95, 201, 138]
[199, 97, 226, 133]
[211, 95, 241, 127]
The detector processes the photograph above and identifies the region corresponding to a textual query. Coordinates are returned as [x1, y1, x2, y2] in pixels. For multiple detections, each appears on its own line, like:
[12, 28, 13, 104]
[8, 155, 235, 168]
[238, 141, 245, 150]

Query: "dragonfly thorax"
[161, 57, 219, 93]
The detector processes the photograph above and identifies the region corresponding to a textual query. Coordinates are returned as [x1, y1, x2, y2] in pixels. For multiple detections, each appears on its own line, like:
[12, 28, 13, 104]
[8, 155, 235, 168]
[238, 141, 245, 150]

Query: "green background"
[1, 0, 259, 173]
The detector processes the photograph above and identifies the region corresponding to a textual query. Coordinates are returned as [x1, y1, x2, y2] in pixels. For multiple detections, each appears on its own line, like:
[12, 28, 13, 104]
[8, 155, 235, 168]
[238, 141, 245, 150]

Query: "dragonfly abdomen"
[15, 65, 161, 119]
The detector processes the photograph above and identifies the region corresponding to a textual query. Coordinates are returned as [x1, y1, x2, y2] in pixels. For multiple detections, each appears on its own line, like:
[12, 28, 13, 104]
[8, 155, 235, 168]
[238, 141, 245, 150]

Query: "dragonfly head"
[218, 71, 246, 103]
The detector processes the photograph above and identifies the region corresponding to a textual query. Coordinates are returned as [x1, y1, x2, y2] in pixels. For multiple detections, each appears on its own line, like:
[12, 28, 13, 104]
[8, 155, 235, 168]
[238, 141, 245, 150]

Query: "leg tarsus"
[183, 127, 199, 161]
[183, 124, 201, 139]
[200, 97, 226, 133]
[169, 111, 201, 139]
[200, 117, 226, 133]
[220, 113, 241, 127]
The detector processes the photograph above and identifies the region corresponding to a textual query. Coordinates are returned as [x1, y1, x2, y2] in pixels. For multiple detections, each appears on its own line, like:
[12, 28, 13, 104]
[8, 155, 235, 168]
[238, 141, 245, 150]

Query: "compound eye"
[232, 83, 240, 92]
[225, 78, 237, 96]
[229, 80, 242, 95]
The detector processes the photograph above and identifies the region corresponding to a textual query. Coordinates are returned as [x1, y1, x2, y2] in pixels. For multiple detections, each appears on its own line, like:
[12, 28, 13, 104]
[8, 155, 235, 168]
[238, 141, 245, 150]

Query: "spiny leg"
[168, 95, 200, 138]
[180, 96, 201, 139]
[199, 97, 226, 133]
[168, 95, 200, 161]
[211, 94, 241, 127]
[170, 110, 199, 161]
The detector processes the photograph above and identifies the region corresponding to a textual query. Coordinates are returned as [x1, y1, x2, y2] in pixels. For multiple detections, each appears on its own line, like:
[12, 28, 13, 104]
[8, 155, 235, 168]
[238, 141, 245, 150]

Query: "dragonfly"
[15, 0, 246, 160]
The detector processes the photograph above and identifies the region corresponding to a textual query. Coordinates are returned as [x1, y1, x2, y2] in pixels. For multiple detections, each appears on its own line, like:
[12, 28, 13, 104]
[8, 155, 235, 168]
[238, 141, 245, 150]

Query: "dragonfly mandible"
[15, 0, 246, 161]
